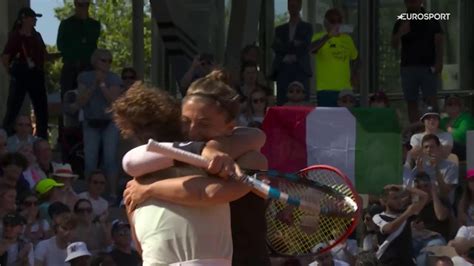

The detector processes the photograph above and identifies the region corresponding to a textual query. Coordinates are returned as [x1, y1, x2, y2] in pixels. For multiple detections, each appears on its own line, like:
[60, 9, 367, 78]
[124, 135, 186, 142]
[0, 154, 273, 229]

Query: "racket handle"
[146, 139, 209, 168]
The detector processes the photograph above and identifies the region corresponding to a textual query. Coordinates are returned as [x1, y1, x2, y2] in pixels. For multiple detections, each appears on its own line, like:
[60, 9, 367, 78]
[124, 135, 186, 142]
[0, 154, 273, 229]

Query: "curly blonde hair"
[110, 82, 182, 143]
[184, 69, 240, 122]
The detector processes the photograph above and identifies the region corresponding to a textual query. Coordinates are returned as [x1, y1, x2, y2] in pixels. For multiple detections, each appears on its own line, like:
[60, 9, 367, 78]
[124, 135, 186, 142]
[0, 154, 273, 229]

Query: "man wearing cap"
[35, 178, 65, 222]
[57, 0, 101, 98]
[409, 106, 453, 160]
[109, 220, 141, 266]
[0, 212, 34, 266]
[440, 95, 474, 161]
[65, 241, 91, 266]
[1, 7, 53, 139]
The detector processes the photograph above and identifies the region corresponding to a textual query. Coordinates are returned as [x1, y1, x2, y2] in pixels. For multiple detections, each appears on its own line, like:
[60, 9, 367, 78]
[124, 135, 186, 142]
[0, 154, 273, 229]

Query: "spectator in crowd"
[284, 81, 312, 106]
[6, 115, 36, 153]
[409, 107, 453, 160]
[0, 212, 34, 266]
[73, 199, 109, 255]
[457, 169, 474, 226]
[241, 44, 260, 65]
[0, 152, 29, 195]
[272, 0, 312, 105]
[109, 220, 141, 266]
[51, 163, 79, 210]
[1, 8, 52, 139]
[239, 88, 268, 128]
[65, 241, 92, 266]
[0, 129, 7, 156]
[449, 224, 474, 255]
[355, 251, 378, 266]
[238, 61, 271, 105]
[440, 94, 474, 161]
[433, 256, 455, 266]
[311, 8, 358, 107]
[79, 170, 108, 218]
[17, 142, 45, 190]
[337, 90, 357, 108]
[35, 178, 64, 222]
[362, 204, 384, 251]
[0, 187, 17, 233]
[369, 91, 390, 108]
[392, 0, 444, 123]
[411, 172, 450, 265]
[33, 139, 58, 178]
[308, 243, 349, 266]
[18, 192, 50, 245]
[57, 0, 100, 98]
[121, 67, 138, 90]
[372, 184, 428, 266]
[76, 48, 123, 200]
[47, 202, 71, 225]
[179, 53, 215, 95]
[35, 212, 77, 266]
[409, 134, 458, 202]
[91, 252, 117, 266]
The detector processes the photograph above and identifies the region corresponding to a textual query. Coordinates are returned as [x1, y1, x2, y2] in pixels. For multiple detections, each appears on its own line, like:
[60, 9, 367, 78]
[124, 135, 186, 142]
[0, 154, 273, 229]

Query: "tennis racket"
[263, 165, 360, 257]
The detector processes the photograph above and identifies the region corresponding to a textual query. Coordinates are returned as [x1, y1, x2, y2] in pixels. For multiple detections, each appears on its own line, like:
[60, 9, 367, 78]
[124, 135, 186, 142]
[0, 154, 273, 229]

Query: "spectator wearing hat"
[73, 199, 109, 255]
[35, 212, 77, 266]
[35, 178, 64, 222]
[410, 134, 458, 203]
[369, 91, 390, 108]
[1, 7, 56, 140]
[457, 169, 474, 226]
[337, 90, 357, 108]
[109, 220, 141, 266]
[78, 170, 108, 218]
[311, 8, 358, 107]
[0, 212, 34, 266]
[440, 95, 474, 161]
[284, 81, 313, 106]
[51, 163, 79, 210]
[65, 241, 92, 266]
[57, 0, 100, 98]
[409, 106, 453, 160]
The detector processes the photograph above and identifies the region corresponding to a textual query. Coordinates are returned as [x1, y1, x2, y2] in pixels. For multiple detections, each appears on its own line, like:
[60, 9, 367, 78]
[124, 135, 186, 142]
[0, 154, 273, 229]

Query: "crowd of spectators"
[0, 0, 473, 265]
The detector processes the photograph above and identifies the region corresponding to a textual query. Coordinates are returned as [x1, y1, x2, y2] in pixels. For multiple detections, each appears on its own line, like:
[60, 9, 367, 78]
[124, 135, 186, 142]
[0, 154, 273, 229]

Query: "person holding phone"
[311, 8, 358, 107]
[179, 53, 216, 95]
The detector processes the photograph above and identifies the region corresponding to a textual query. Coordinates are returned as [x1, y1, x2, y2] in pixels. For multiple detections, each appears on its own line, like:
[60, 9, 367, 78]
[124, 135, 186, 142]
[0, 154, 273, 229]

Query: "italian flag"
[261, 106, 402, 194]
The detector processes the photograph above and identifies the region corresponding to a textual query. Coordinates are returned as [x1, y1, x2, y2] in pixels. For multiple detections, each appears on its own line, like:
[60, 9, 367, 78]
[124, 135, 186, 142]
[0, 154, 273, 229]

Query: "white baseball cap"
[65, 242, 91, 262]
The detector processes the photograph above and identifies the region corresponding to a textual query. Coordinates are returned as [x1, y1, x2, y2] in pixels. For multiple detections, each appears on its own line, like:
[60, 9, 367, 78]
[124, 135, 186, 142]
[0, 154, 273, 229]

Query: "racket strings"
[265, 168, 358, 256]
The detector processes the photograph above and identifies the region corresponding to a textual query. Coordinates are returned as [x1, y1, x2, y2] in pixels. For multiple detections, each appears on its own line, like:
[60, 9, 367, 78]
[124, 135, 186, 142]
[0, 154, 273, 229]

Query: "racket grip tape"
[147, 139, 209, 168]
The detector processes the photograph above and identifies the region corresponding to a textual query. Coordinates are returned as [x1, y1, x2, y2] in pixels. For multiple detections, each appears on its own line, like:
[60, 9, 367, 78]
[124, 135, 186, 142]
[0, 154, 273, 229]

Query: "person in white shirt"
[409, 107, 453, 160]
[78, 170, 109, 217]
[35, 212, 77, 266]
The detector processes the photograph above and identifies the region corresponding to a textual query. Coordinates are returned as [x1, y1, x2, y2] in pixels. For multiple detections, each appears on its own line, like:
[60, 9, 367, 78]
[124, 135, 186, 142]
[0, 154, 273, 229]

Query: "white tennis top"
[132, 166, 233, 266]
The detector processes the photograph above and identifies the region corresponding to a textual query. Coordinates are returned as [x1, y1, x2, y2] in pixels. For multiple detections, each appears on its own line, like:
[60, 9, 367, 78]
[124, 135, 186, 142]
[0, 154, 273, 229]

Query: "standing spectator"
[272, 0, 312, 105]
[65, 242, 92, 266]
[392, 0, 444, 123]
[440, 95, 474, 161]
[238, 89, 268, 128]
[457, 169, 474, 226]
[72, 199, 109, 255]
[373, 184, 428, 266]
[6, 115, 36, 153]
[410, 134, 458, 203]
[76, 48, 123, 199]
[369, 91, 390, 108]
[1, 7, 50, 139]
[0, 129, 7, 156]
[311, 8, 358, 107]
[109, 221, 141, 266]
[121, 67, 137, 90]
[35, 212, 77, 266]
[78, 170, 108, 218]
[409, 107, 453, 160]
[57, 0, 100, 98]
[0, 212, 34, 266]
[33, 139, 58, 178]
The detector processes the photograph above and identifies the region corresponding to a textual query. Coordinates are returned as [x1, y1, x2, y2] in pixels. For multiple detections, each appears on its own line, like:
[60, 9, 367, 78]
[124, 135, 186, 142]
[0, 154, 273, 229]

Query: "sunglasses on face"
[252, 98, 266, 104]
[76, 207, 93, 214]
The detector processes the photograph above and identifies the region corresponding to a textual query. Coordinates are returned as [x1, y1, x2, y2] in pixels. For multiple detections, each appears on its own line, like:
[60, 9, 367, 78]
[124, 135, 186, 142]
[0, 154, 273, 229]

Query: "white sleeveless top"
[132, 166, 233, 266]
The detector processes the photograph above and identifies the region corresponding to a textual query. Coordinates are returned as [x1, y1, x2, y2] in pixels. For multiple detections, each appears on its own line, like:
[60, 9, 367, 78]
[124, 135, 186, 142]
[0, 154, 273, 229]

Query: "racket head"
[264, 164, 361, 257]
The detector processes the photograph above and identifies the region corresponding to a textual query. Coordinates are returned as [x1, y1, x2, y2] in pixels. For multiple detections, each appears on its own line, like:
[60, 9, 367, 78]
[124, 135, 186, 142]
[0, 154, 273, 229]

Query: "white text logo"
[397, 13, 450, 21]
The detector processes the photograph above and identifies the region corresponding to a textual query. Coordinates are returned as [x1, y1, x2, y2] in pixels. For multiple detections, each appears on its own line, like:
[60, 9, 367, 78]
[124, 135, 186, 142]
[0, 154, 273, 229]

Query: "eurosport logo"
[397, 13, 450, 20]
